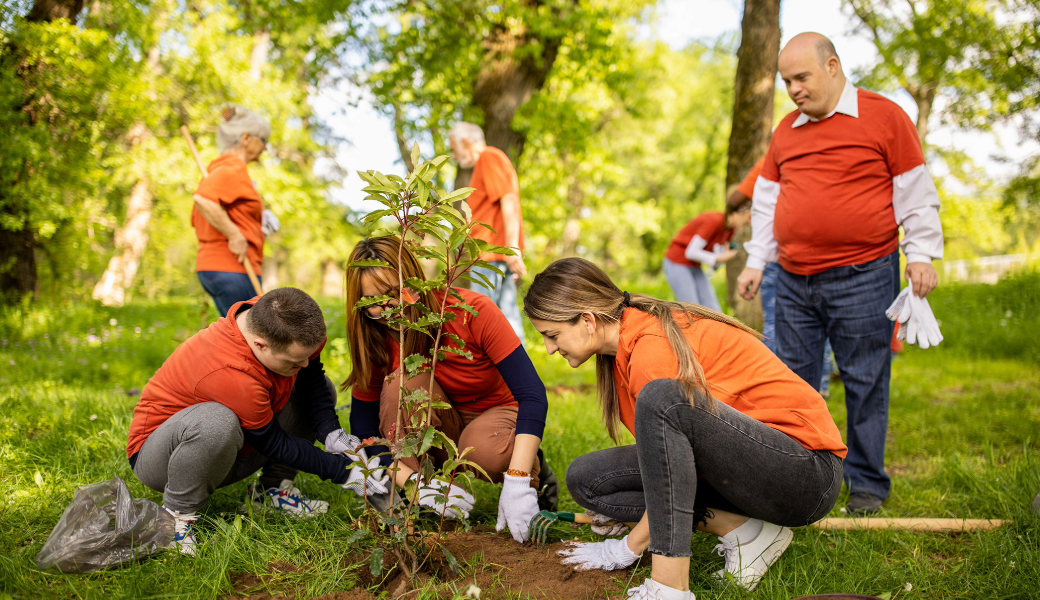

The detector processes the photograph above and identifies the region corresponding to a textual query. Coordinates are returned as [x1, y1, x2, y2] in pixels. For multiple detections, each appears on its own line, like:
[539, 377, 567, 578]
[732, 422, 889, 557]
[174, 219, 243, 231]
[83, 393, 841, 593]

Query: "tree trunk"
[27, 0, 84, 22]
[724, 0, 781, 328]
[250, 30, 270, 81]
[393, 103, 416, 172]
[471, 3, 567, 163]
[1, 0, 87, 299]
[908, 83, 935, 143]
[92, 178, 153, 306]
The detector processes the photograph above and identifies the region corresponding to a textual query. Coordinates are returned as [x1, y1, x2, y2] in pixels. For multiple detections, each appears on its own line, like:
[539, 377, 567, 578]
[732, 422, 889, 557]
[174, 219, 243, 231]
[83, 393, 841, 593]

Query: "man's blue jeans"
[775, 251, 900, 500]
[197, 271, 262, 318]
[760, 263, 781, 353]
[468, 261, 525, 340]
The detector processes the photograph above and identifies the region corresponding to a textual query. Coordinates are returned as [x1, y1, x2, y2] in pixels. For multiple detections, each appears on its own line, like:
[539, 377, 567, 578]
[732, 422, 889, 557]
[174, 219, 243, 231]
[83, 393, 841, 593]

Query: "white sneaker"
[626, 578, 696, 600]
[247, 479, 329, 516]
[164, 507, 198, 556]
[713, 521, 793, 591]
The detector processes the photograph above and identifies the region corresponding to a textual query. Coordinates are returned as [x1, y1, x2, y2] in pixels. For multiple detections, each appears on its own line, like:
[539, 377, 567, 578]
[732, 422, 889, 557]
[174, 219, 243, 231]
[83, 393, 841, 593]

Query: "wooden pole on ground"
[813, 518, 1005, 532]
[180, 125, 263, 297]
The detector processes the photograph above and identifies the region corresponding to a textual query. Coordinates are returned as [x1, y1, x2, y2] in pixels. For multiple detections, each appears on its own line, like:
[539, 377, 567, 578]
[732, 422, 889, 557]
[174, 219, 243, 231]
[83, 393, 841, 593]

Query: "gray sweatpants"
[662, 258, 722, 312]
[132, 378, 334, 513]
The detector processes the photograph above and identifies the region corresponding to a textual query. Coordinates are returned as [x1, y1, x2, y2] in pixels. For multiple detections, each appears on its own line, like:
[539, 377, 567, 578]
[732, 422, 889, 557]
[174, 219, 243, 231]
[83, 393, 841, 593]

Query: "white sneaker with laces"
[713, 521, 793, 591]
[247, 479, 329, 516]
[626, 578, 696, 600]
[165, 507, 198, 556]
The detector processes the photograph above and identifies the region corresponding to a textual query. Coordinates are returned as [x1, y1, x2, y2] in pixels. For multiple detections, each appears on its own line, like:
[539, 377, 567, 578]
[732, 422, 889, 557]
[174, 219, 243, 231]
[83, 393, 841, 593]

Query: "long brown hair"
[523, 257, 760, 442]
[341, 236, 437, 394]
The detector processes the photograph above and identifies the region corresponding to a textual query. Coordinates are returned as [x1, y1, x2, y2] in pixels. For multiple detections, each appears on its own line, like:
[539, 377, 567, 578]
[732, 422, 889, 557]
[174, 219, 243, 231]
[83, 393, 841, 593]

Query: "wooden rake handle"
[813, 518, 1006, 532]
[180, 125, 263, 297]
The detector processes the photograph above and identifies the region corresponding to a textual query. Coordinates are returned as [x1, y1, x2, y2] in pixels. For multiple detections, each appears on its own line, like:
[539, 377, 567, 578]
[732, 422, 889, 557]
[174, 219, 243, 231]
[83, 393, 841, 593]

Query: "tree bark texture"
[2, 0, 87, 299]
[92, 178, 153, 306]
[724, 0, 781, 329]
[471, 3, 567, 164]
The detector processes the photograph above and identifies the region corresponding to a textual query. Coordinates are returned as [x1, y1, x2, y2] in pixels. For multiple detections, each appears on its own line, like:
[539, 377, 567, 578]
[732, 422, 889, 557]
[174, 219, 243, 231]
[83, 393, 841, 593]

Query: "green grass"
[2, 275, 1040, 598]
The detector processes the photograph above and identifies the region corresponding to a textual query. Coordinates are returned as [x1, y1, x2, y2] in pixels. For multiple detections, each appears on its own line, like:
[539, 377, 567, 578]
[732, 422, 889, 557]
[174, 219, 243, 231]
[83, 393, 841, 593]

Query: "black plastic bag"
[35, 476, 176, 573]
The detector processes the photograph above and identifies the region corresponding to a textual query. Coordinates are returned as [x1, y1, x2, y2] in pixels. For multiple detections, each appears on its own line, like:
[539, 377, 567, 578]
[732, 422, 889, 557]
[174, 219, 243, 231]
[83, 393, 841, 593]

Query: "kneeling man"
[126, 288, 384, 554]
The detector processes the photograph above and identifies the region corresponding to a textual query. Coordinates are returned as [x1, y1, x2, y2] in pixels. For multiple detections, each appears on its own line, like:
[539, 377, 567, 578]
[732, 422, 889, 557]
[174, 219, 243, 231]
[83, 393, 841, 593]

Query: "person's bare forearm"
[509, 433, 540, 475]
[499, 192, 521, 250]
[194, 195, 244, 242]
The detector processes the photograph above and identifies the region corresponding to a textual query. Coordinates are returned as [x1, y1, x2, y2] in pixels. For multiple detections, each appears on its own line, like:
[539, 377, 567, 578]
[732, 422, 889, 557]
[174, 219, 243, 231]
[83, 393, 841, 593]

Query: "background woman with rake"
[523, 258, 847, 600]
[187, 105, 278, 316]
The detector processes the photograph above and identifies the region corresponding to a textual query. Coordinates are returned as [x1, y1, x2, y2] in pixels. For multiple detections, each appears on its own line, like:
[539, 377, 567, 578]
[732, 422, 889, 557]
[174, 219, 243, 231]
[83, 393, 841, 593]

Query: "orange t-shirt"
[466, 147, 524, 263]
[762, 89, 925, 275]
[664, 212, 735, 268]
[735, 157, 765, 200]
[192, 154, 264, 275]
[352, 288, 522, 413]
[126, 298, 324, 458]
[613, 308, 847, 458]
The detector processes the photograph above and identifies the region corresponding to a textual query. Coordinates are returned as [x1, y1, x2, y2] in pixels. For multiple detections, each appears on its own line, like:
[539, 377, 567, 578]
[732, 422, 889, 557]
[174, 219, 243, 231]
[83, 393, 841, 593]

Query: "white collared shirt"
[744, 81, 943, 271]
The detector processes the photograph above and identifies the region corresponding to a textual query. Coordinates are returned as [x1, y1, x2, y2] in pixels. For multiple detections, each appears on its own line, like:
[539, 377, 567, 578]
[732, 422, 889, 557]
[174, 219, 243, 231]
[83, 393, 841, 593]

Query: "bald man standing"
[736, 33, 943, 515]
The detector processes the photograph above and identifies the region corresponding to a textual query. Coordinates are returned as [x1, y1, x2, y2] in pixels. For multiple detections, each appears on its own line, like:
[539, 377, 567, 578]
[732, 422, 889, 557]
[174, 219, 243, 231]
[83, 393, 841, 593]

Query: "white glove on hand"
[342, 453, 390, 497]
[414, 476, 475, 520]
[495, 474, 539, 543]
[558, 535, 641, 571]
[585, 510, 631, 537]
[261, 209, 280, 236]
[325, 429, 360, 455]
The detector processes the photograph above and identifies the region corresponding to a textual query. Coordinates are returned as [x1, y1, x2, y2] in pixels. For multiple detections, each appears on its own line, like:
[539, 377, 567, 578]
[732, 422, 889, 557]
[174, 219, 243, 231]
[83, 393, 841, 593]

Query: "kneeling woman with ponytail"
[524, 258, 845, 599]
[341, 236, 556, 544]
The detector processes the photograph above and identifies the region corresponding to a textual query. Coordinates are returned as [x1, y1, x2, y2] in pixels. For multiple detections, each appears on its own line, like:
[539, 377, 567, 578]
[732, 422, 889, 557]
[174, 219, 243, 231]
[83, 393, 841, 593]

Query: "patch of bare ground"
[227, 530, 635, 599]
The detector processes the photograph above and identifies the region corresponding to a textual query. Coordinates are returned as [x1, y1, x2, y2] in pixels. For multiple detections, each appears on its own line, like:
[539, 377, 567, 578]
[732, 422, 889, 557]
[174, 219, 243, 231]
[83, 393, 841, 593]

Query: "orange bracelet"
[505, 469, 529, 478]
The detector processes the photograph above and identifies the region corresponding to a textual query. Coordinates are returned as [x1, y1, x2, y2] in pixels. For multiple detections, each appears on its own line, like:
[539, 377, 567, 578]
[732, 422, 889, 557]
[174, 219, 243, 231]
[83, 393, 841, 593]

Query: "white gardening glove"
[414, 476, 475, 520]
[585, 510, 631, 537]
[326, 429, 390, 496]
[261, 209, 280, 236]
[341, 453, 390, 497]
[907, 288, 943, 349]
[558, 535, 641, 571]
[886, 285, 912, 324]
[325, 429, 360, 455]
[495, 474, 539, 543]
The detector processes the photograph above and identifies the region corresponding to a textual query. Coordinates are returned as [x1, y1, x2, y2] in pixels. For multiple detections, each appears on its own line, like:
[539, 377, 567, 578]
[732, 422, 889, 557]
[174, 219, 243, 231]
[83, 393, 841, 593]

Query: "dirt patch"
[433, 531, 632, 599]
[228, 531, 633, 600]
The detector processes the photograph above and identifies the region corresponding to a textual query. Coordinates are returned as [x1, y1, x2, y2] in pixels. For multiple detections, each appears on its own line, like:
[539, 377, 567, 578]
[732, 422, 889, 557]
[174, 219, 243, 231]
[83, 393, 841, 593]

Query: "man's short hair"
[247, 288, 326, 351]
[448, 122, 485, 144]
[816, 38, 839, 66]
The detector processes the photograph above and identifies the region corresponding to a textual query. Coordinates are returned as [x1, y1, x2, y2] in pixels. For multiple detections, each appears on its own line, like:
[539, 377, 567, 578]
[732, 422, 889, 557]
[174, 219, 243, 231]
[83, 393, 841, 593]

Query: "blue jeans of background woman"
[566, 380, 842, 557]
[197, 271, 262, 318]
[663, 258, 721, 312]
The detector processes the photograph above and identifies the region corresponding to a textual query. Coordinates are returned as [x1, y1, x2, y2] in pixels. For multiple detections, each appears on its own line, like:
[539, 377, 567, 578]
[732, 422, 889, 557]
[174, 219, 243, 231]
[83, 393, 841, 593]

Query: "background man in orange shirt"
[449, 122, 526, 339]
[736, 33, 943, 515]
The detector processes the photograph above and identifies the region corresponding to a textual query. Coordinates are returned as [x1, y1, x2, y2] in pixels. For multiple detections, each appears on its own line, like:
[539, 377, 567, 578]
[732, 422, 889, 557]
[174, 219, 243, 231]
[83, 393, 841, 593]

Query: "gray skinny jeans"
[132, 379, 332, 513]
[566, 379, 842, 558]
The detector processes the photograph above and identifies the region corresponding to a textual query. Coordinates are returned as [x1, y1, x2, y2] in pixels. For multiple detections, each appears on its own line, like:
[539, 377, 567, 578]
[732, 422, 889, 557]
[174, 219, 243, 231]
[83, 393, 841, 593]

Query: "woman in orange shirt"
[341, 236, 557, 544]
[524, 258, 846, 599]
[193, 105, 279, 316]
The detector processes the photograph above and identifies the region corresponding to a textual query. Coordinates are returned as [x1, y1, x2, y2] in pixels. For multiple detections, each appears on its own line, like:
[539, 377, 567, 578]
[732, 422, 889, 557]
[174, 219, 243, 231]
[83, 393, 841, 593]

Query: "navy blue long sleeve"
[243, 418, 350, 484]
[239, 356, 348, 484]
[349, 396, 393, 467]
[495, 345, 548, 438]
[292, 355, 341, 443]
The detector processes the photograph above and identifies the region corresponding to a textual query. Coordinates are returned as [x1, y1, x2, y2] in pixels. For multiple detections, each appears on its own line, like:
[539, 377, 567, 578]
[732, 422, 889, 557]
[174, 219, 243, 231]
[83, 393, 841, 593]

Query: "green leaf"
[369, 547, 384, 577]
[346, 529, 369, 544]
[439, 544, 460, 574]
[410, 142, 421, 170]
[354, 295, 392, 310]
[439, 187, 476, 204]
[418, 426, 436, 455]
[233, 515, 242, 532]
